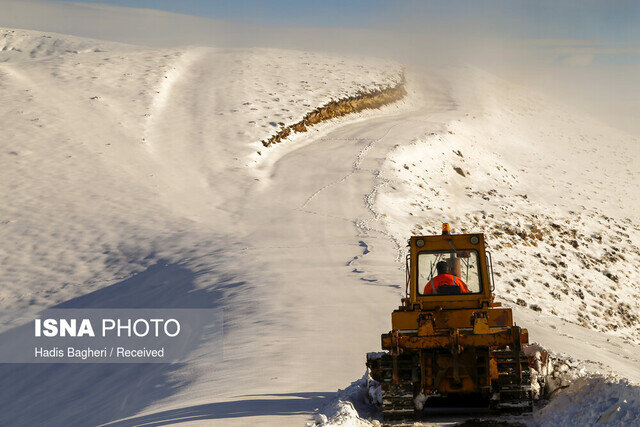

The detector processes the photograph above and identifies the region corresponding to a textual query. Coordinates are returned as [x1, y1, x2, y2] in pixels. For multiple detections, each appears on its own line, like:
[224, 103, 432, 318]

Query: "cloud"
[560, 53, 596, 66]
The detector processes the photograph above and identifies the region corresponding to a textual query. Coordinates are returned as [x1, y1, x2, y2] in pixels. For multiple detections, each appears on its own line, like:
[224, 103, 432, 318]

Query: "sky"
[48, 0, 639, 43]
[43, 1, 640, 70]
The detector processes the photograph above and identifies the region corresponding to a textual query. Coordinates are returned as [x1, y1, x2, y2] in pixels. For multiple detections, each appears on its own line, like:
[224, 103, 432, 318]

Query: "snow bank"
[531, 347, 640, 425]
[534, 376, 640, 426]
[311, 373, 379, 427]
[260, 78, 406, 148]
[316, 350, 640, 426]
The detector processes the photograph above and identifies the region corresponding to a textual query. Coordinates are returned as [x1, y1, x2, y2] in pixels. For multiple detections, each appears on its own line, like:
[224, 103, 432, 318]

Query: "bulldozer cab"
[418, 250, 480, 295]
[407, 224, 494, 310]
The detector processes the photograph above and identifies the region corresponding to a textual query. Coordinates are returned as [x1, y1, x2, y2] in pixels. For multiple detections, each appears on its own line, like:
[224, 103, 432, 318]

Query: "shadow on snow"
[0, 260, 241, 426]
[103, 392, 334, 426]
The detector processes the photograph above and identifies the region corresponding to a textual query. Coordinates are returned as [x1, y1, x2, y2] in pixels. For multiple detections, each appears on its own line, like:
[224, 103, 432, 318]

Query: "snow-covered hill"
[377, 67, 640, 344]
[1, 20, 639, 427]
[0, 26, 402, 328]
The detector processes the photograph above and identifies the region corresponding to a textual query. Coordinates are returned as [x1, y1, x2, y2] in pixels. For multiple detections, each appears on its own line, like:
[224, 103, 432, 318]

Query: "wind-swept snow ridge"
[0, 27, 109, 58]
[534, 376, 640, 426]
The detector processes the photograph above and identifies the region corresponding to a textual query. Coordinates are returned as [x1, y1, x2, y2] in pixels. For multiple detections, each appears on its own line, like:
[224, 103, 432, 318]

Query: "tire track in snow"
[142, 49, 203, 148]
[298, 122, 398, 210]
[355, 173, 405, 262]
[355, 118, 444, 263]
[297, 118, 426, 265]
[298, 138, 376, 210]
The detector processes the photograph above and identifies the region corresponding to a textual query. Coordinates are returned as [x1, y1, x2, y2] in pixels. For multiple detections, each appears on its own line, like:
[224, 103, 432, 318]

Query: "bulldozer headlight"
[470, 236, 479, 245]
[416, 238, 425, 247]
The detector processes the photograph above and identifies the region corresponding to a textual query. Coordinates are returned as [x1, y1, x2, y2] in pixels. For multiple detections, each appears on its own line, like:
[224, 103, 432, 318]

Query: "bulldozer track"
[369, 348, 533, 421]
[491, 348, 533, 411]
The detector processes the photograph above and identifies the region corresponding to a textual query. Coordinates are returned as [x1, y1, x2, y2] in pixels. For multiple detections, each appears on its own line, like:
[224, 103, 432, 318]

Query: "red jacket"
[423, 274, 469, 295]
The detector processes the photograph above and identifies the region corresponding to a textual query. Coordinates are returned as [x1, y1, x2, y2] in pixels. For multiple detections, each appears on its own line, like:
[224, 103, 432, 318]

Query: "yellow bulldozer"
[367, 224, 533, 420]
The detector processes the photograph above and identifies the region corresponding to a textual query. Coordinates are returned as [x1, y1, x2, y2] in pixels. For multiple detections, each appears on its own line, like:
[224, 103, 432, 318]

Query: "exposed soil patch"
[453, 166, 466, 177]
[261, 74, 406, 148]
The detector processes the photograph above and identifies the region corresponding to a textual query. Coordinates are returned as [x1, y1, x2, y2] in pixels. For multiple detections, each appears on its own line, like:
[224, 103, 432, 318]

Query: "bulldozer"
[366, 224, 532, 420]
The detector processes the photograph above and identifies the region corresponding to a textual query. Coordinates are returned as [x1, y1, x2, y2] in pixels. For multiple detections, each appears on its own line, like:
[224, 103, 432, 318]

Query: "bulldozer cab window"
[417, 250, 482, 295]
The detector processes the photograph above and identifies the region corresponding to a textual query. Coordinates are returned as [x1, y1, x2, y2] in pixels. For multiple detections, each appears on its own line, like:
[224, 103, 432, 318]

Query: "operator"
[423, 260, 469, 295]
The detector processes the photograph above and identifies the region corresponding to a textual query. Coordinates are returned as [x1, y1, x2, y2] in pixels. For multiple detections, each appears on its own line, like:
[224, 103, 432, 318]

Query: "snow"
[1, 5, 640, 427]
[311, 374, 380, 427]
[534, 376, 640, 426]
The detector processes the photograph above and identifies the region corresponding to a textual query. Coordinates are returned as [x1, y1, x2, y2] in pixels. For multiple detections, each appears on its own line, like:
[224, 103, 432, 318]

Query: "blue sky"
[53, 0, 639, 42]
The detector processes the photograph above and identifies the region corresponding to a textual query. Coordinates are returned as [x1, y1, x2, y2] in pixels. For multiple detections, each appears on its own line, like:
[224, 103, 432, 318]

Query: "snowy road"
[127, 78, 459, 426]
[95, 71, 469, 426]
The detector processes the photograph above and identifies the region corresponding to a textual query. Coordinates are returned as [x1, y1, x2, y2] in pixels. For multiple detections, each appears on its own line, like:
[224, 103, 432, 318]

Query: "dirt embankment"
[261, 75, 406, 149]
